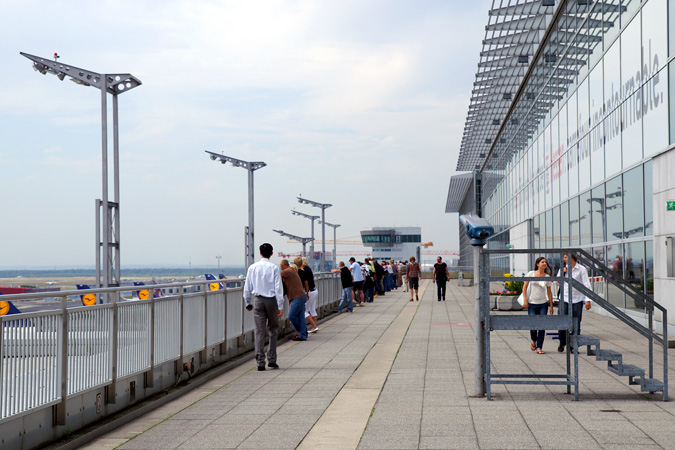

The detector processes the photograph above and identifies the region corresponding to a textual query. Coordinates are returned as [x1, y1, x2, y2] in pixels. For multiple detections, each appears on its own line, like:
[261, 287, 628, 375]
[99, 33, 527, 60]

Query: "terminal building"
[360, 227, 422, 262]
[446, 0, 675, 325]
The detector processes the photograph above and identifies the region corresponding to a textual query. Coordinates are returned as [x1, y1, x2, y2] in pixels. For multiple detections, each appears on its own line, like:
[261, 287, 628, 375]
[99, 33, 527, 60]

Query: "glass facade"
[479, 0, 668, 308]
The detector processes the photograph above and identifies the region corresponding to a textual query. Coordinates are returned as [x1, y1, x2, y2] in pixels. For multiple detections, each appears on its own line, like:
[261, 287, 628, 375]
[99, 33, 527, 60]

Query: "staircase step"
[595, 349, 622, 362]
[574, 334, 600, 347]
[608, 362, 644, 377]
[640, 378, 664, 393]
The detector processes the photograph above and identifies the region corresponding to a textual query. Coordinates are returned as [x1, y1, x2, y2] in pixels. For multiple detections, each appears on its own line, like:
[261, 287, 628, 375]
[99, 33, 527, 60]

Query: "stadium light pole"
[297, 196, 331, 272]
[21, 52, 141, 289]
[272, 230, 314, 259]
[318, 220, 340, 270]
[291, 209, 319, 267]
[206, 151, 266, 270]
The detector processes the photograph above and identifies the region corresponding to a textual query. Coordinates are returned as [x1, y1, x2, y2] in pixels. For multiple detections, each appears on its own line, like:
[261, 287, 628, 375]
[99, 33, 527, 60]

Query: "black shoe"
[557, 345, 564, 353]
[438, 299, 441, 301]
[257, 365, 266, 371]
[443, 298, 446, 301]
[268, 362, 279, 370]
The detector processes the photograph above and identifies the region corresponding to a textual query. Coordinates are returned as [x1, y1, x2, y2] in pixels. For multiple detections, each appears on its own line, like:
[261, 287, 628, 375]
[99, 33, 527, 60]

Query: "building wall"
[510, 219, 532, 276]
[652, 147, 675, 322]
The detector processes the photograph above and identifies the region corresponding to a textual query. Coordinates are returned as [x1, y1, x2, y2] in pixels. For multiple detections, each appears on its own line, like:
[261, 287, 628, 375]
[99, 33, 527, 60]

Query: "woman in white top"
[522, 257, 554, 354]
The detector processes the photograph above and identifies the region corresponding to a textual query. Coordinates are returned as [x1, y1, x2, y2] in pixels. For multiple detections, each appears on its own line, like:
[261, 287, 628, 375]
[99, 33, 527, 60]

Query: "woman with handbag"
[522, 257, 554, 354]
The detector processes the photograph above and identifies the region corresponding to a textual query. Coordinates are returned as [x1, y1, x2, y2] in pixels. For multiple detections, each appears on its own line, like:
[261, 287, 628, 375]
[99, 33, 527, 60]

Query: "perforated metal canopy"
[456, 0, 622, 172]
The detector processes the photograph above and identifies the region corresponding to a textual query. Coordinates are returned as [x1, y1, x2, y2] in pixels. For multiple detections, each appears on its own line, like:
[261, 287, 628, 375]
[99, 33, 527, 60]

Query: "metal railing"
[0, 273, 341, 424]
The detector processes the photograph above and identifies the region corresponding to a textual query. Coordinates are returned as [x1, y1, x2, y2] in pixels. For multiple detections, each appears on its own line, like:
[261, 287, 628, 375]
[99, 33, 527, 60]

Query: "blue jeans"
[364, 286, 374, 302]
[288, 295, 308, 339]
[337, 287, 353, 312]
[528, 303, 548, 350]
[558, 301, 584, 348]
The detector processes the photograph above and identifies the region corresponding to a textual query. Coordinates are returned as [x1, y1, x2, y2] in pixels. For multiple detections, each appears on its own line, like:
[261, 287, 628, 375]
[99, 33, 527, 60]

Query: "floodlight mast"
[297, 197, 331, 272]
[20, 52, 141, 291]
[291, 209, 319, 267]
[206, 151, 266, 270]
[318, 220, 340, 270]
[273, 229, 314, 258]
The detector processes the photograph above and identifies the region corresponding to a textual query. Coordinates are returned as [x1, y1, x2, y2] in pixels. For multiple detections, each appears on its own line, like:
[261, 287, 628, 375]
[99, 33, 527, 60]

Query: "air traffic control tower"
[360, 227, 421, 262]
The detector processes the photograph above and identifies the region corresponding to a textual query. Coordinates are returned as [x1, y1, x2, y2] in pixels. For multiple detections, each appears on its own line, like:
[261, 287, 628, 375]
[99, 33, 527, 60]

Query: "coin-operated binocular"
[459, 214, 494, 246]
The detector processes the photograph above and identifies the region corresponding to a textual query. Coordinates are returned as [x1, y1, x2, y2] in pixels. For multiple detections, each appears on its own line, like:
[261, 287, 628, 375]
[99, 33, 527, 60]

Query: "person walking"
[522, 257, 554, 354]
[243, 243, 284, 371]
[556, 253, 592, 353]
[349, 257, 365, 306]
[298, 256, 318, 334]
[280, 259, 308, 341]
[332, 261, 354, 313]
[432, 256, 450, 301]
[407, 256, 421, 301]
[400, 261, 409, 292]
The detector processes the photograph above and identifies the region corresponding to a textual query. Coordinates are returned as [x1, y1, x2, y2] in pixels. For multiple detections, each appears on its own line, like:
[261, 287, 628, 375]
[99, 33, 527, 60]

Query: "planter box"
[497, 296, 523, 311]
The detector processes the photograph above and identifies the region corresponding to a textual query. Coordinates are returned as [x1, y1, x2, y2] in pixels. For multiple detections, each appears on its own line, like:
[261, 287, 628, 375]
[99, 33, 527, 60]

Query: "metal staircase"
[481, 247, 668, 401]
[576, 334, 665, 395]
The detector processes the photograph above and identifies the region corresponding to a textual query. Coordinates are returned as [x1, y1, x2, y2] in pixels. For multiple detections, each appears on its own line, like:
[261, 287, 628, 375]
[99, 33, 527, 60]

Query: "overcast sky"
[0, 1, 487, 269]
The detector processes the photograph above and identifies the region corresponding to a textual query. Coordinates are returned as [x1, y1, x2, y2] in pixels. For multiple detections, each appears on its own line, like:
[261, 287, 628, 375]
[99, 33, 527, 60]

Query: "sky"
[0, 0, 487, 269]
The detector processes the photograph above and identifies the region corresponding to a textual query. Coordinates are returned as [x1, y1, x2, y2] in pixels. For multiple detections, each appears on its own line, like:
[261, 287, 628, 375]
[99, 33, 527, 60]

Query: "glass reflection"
[605, 242, 625, 308]
[591, 184, 605, 243]
[622, 165, 644, 239]
[605, 175, 623, 241]
[570, 196, 580, 245]
[644, 160, 653, 236]
[625, 241, 645, 311]
[580, 190, 592, 245]
[560, 200, 570, 247]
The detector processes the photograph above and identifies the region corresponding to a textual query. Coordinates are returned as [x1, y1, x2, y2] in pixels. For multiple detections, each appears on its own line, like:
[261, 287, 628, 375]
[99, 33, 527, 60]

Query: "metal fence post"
[53, 295, 68, 425]
[474, 245, 485, 397]
[107, 290, 118, 404]
[145, 292, 155, 388]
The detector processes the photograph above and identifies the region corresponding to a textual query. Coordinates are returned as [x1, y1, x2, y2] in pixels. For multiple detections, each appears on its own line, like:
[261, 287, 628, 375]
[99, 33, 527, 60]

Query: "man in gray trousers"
[243, 243, 284, 371]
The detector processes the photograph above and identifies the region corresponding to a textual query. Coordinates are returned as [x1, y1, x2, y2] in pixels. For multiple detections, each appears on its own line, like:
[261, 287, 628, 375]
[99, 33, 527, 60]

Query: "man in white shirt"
[349, 257, 365, 306]
[243, 243, 284, 371]
[556, 253, 592, 353]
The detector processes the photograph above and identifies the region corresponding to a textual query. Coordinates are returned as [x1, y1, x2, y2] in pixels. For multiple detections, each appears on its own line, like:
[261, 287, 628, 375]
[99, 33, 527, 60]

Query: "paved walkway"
[81, 282, 675, 450]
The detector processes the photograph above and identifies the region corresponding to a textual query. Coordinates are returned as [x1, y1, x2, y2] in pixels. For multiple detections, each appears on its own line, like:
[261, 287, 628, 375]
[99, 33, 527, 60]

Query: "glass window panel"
[591, 124, 605, 185]
[551, 113, 559, 162]
[604, 39, 622, 176]
[579, 135, 591, 191]
[643, 66, 668, 157]
[560, 101, 569, 150]
[560, 200, 570, 247]
[569, 145, 579, 196]
[553, 205, 561, 248]
[623, 165, 644, 238]
[625, 241, 645, 311]
[578, 76, 590, 137]
[569, 196, 580, 246]
[568, 91, 578, 146]
[622, 88, 643, 168]
[552, 156, 560, 205]
[538, 174, 545, 214]
[590, 60, 604, 129]
[533, 214, 540, 248]
[606, 175, 623, 241]
[621, 13, 642, 90]
[642, 0, 667, 74]
[545, 209, 553, 248]
[545, 166, 552, 210]
[644, 160, 653, 236]
[532, 179, 538, 216]
[539, 132, 545, 174]
[560, 151, 569, 201]
[580, 190, 592, 245]
[606, 242, 625, 308]
[646, 239, 653, 298]
[591, 185, 605, 243]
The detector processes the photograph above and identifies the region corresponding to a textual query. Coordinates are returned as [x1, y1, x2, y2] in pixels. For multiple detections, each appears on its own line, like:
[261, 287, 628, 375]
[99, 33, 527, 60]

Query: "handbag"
[516, 280, 532, 307]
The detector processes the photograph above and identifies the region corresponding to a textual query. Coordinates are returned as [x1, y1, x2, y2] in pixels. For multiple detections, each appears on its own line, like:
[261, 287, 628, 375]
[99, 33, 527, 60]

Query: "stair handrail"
[575, 249, 662, 314]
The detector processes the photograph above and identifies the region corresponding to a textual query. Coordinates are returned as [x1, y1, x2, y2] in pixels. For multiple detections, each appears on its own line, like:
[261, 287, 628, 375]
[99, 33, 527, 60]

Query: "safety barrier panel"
[0, 273, 341, 439]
